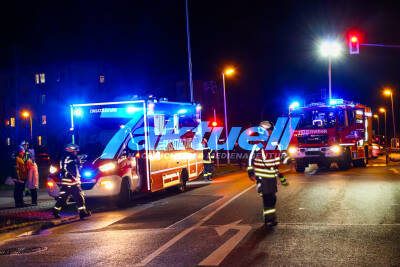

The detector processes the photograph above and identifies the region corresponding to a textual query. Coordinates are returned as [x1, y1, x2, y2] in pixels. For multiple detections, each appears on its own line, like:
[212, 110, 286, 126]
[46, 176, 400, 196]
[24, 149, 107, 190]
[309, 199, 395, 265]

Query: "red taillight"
[47, 181, 55, 188]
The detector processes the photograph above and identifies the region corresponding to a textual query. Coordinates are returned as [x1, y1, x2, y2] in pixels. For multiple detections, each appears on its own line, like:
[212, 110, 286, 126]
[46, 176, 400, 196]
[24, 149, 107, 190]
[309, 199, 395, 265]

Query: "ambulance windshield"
[292, 108, 336, 129]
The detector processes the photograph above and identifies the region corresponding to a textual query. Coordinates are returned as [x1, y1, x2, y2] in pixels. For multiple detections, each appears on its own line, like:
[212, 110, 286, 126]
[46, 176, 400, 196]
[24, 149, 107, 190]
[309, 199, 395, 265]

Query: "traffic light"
[349, 35, 359, 54]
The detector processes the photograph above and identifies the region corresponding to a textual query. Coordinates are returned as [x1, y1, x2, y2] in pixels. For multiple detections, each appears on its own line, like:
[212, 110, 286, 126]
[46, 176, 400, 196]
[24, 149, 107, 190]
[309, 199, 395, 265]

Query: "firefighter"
[202, 138, 215, 181]
[247, 121, 289, 227]
[14, 146, 28, 207]
[53, 144, 91, 219]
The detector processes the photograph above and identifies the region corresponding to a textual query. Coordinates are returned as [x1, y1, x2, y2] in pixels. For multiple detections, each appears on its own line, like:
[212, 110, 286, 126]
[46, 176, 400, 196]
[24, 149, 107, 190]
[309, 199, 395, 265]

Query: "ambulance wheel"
[295, 160, 306, 173]
[178, 169, 188, 192]
[117, 178, 132, 207]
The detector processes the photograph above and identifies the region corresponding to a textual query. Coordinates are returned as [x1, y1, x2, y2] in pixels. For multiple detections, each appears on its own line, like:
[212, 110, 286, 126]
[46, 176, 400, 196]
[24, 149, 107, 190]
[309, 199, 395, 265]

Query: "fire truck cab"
[288, 99, 372, 172]
[47, 98, 204, 206]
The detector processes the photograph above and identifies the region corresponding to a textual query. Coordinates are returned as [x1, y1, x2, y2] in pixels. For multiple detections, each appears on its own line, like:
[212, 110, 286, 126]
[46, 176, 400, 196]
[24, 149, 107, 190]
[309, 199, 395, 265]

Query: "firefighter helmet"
[260, 121, 273, 130]
[65, 143, 80, 153]
[20, 140, 29, 146]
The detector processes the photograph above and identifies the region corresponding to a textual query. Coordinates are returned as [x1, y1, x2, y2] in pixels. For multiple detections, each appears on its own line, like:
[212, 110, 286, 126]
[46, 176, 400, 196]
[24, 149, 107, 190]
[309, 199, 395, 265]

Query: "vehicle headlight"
[330, 145, 341, 154]
[99, 162, 116, 172]
[47, 181, 55, 187]
[100, 180, 113, 189]
[49, 165, 58, 174]
[372, 145, 379, 150]
[288, 146, 297, 155]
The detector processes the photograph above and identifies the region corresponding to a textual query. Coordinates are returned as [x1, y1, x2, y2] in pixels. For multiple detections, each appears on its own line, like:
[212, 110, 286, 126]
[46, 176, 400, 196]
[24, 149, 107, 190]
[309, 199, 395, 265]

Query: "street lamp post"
[379, 108, 387, 146]
[319, 40, 341, 100]
[384, 89, 396, 141]
[22, 111, 32, 141]
[222, 68, 234, 165]
[373, 114, 380, 135]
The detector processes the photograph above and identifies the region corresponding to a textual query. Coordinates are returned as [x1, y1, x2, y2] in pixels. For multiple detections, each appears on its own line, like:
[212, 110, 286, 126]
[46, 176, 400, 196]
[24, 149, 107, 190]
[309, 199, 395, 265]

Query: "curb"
[0, 215, 79, 244]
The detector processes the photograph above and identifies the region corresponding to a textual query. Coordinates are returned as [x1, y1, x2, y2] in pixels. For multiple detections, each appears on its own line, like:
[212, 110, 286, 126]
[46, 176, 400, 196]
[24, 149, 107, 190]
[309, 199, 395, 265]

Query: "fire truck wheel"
[338, 150, 351, 170]
[295, 160, 306, 173]
[117, 178, 132, 207]
[353, 158, 367, 167]
[177, 169, 188, 192]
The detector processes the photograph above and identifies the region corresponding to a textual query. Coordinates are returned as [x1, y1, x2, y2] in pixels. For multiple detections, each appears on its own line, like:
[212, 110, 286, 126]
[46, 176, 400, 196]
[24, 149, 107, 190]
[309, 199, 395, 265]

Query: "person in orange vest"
[14, 146, 28, 207]
[247, 121, 289, 227]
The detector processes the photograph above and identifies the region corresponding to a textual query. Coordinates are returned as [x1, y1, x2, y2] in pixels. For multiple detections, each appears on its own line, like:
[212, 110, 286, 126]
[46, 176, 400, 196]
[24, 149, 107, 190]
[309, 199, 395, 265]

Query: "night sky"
[1, 0, 400, 126]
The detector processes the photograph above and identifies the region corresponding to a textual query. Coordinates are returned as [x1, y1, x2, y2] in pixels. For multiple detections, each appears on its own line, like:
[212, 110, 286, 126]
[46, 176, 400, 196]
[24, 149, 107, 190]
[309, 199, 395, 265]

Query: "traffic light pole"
[214, 108, 219, 167]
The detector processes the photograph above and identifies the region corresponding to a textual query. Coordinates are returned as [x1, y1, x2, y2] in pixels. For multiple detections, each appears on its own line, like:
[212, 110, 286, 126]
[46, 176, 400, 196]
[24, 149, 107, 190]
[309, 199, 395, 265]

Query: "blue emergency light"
[329, 98, 344, 105]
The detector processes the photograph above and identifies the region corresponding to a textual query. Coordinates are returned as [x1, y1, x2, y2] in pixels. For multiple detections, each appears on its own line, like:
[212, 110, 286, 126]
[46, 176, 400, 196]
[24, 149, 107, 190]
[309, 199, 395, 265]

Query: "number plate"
[307, 148, 320, 152]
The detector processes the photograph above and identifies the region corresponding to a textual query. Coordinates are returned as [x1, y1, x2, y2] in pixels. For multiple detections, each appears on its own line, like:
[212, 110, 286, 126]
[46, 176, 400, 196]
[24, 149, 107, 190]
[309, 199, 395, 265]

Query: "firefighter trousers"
[257, 178, 277, 221]
[204, 163, 214, 179]
[54, 185, 87, 212]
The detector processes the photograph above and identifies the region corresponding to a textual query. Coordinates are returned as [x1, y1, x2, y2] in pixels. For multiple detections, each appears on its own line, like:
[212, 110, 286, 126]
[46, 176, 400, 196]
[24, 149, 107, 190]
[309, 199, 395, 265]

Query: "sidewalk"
[0, 188, 57, 231]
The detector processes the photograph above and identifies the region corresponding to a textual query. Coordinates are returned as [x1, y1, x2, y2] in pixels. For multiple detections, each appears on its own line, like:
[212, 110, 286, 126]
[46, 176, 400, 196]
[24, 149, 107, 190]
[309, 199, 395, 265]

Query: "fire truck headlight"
[99, 162, 116, 172]
[288, 147, 297, 155]
[49, 165, 58, 174]
[100, 180, 113, 190]
[330, 145, 341, 154]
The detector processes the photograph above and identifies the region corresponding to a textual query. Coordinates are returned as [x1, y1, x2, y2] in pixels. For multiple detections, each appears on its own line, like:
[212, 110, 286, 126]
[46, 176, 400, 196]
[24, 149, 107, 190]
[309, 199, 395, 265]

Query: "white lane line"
[389, 168, 400, 174]
[134, 184, 255, 266]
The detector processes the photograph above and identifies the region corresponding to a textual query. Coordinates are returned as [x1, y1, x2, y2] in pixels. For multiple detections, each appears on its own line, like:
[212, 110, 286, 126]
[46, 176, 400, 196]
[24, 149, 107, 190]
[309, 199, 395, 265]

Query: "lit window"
[35, 74, 40, 84]
[38, 136, 42, 146]
[42, 115, 47, 125]
[40, 73, 45, 84]
[41, 94, 46, 104]
[6, 138, 10, 146]
[5, 120, 9, 126]
[10, 117, 15, 127]
[99, 75, 105, 83]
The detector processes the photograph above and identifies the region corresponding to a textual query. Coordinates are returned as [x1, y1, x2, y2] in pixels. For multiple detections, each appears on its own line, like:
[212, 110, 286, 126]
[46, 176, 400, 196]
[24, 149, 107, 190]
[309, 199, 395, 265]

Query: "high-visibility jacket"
[60, 154, 81, 186]
[247, 145, 280, 179]
[203, 147, 214, 164]
[16, 155, 28, 181]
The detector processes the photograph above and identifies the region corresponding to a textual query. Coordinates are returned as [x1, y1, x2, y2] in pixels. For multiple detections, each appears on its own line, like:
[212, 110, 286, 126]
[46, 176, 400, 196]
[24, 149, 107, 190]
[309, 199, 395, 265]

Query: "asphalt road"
[0, 163, 399, 266]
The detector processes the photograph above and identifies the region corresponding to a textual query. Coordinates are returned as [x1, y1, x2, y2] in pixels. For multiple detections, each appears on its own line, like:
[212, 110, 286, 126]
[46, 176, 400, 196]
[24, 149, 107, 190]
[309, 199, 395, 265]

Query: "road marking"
[389, 168, 400, 174]
[134, 184, 255, 266]
[368, 164, 387, 167]
[198, 220, 251, 266]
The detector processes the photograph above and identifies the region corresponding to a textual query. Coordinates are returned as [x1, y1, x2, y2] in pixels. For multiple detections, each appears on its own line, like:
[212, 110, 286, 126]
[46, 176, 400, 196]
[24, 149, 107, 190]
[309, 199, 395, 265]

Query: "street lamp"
[222, 68, 234, 164]
[383, 89, 396, 140]
[379, 108, 387, 147]
[373, 114, 380, 135]
[22, 111, 33, 141]
[319, 40, 342, 100]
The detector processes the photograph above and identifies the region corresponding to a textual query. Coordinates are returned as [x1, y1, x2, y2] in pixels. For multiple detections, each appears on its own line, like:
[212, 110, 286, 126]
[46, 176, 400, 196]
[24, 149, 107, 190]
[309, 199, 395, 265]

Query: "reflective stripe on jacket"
[247, 144, 280, 179]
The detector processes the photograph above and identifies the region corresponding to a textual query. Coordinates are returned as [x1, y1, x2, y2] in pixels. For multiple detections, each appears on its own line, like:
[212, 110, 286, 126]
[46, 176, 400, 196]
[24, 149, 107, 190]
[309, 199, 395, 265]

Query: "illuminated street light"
[383, 88, 396, 139]
[318, 40, 342, 101]
[21, 110, 33, 141]
[222, 67, 235, 164]
[373, 114, 380, 135]
[379, 108, 387, 147]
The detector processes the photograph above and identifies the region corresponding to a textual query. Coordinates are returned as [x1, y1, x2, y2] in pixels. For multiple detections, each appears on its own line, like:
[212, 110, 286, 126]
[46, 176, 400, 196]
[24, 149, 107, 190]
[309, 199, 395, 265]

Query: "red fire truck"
[287, 99, 372, 172]
[47, 99, 204, 206]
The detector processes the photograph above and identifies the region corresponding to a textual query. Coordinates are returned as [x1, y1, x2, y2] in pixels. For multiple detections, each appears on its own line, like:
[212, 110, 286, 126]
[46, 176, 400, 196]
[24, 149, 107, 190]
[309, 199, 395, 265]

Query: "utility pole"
[185, 0, 194, 103]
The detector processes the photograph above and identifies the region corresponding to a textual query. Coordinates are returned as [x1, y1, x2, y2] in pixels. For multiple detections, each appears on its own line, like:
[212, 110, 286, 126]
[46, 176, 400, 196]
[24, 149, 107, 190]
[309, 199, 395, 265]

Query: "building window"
[41, 94, 46, 104]
[35, 74, 40, 84]
[40, 73, 45, 84]
[5, 120, 9, 126]
[99, 75, 105, 83]
[38, 136, 42, 146]
[10, 117, 15, 127]
[6, 138, 10, 146]
[42, 115, 47, 125]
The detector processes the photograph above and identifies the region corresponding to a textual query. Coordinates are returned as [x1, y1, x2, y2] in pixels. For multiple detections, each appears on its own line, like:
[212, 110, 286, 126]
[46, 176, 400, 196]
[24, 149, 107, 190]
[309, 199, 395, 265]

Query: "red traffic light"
[349, 35, 359, 55]
[212, 121, 218, 127]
